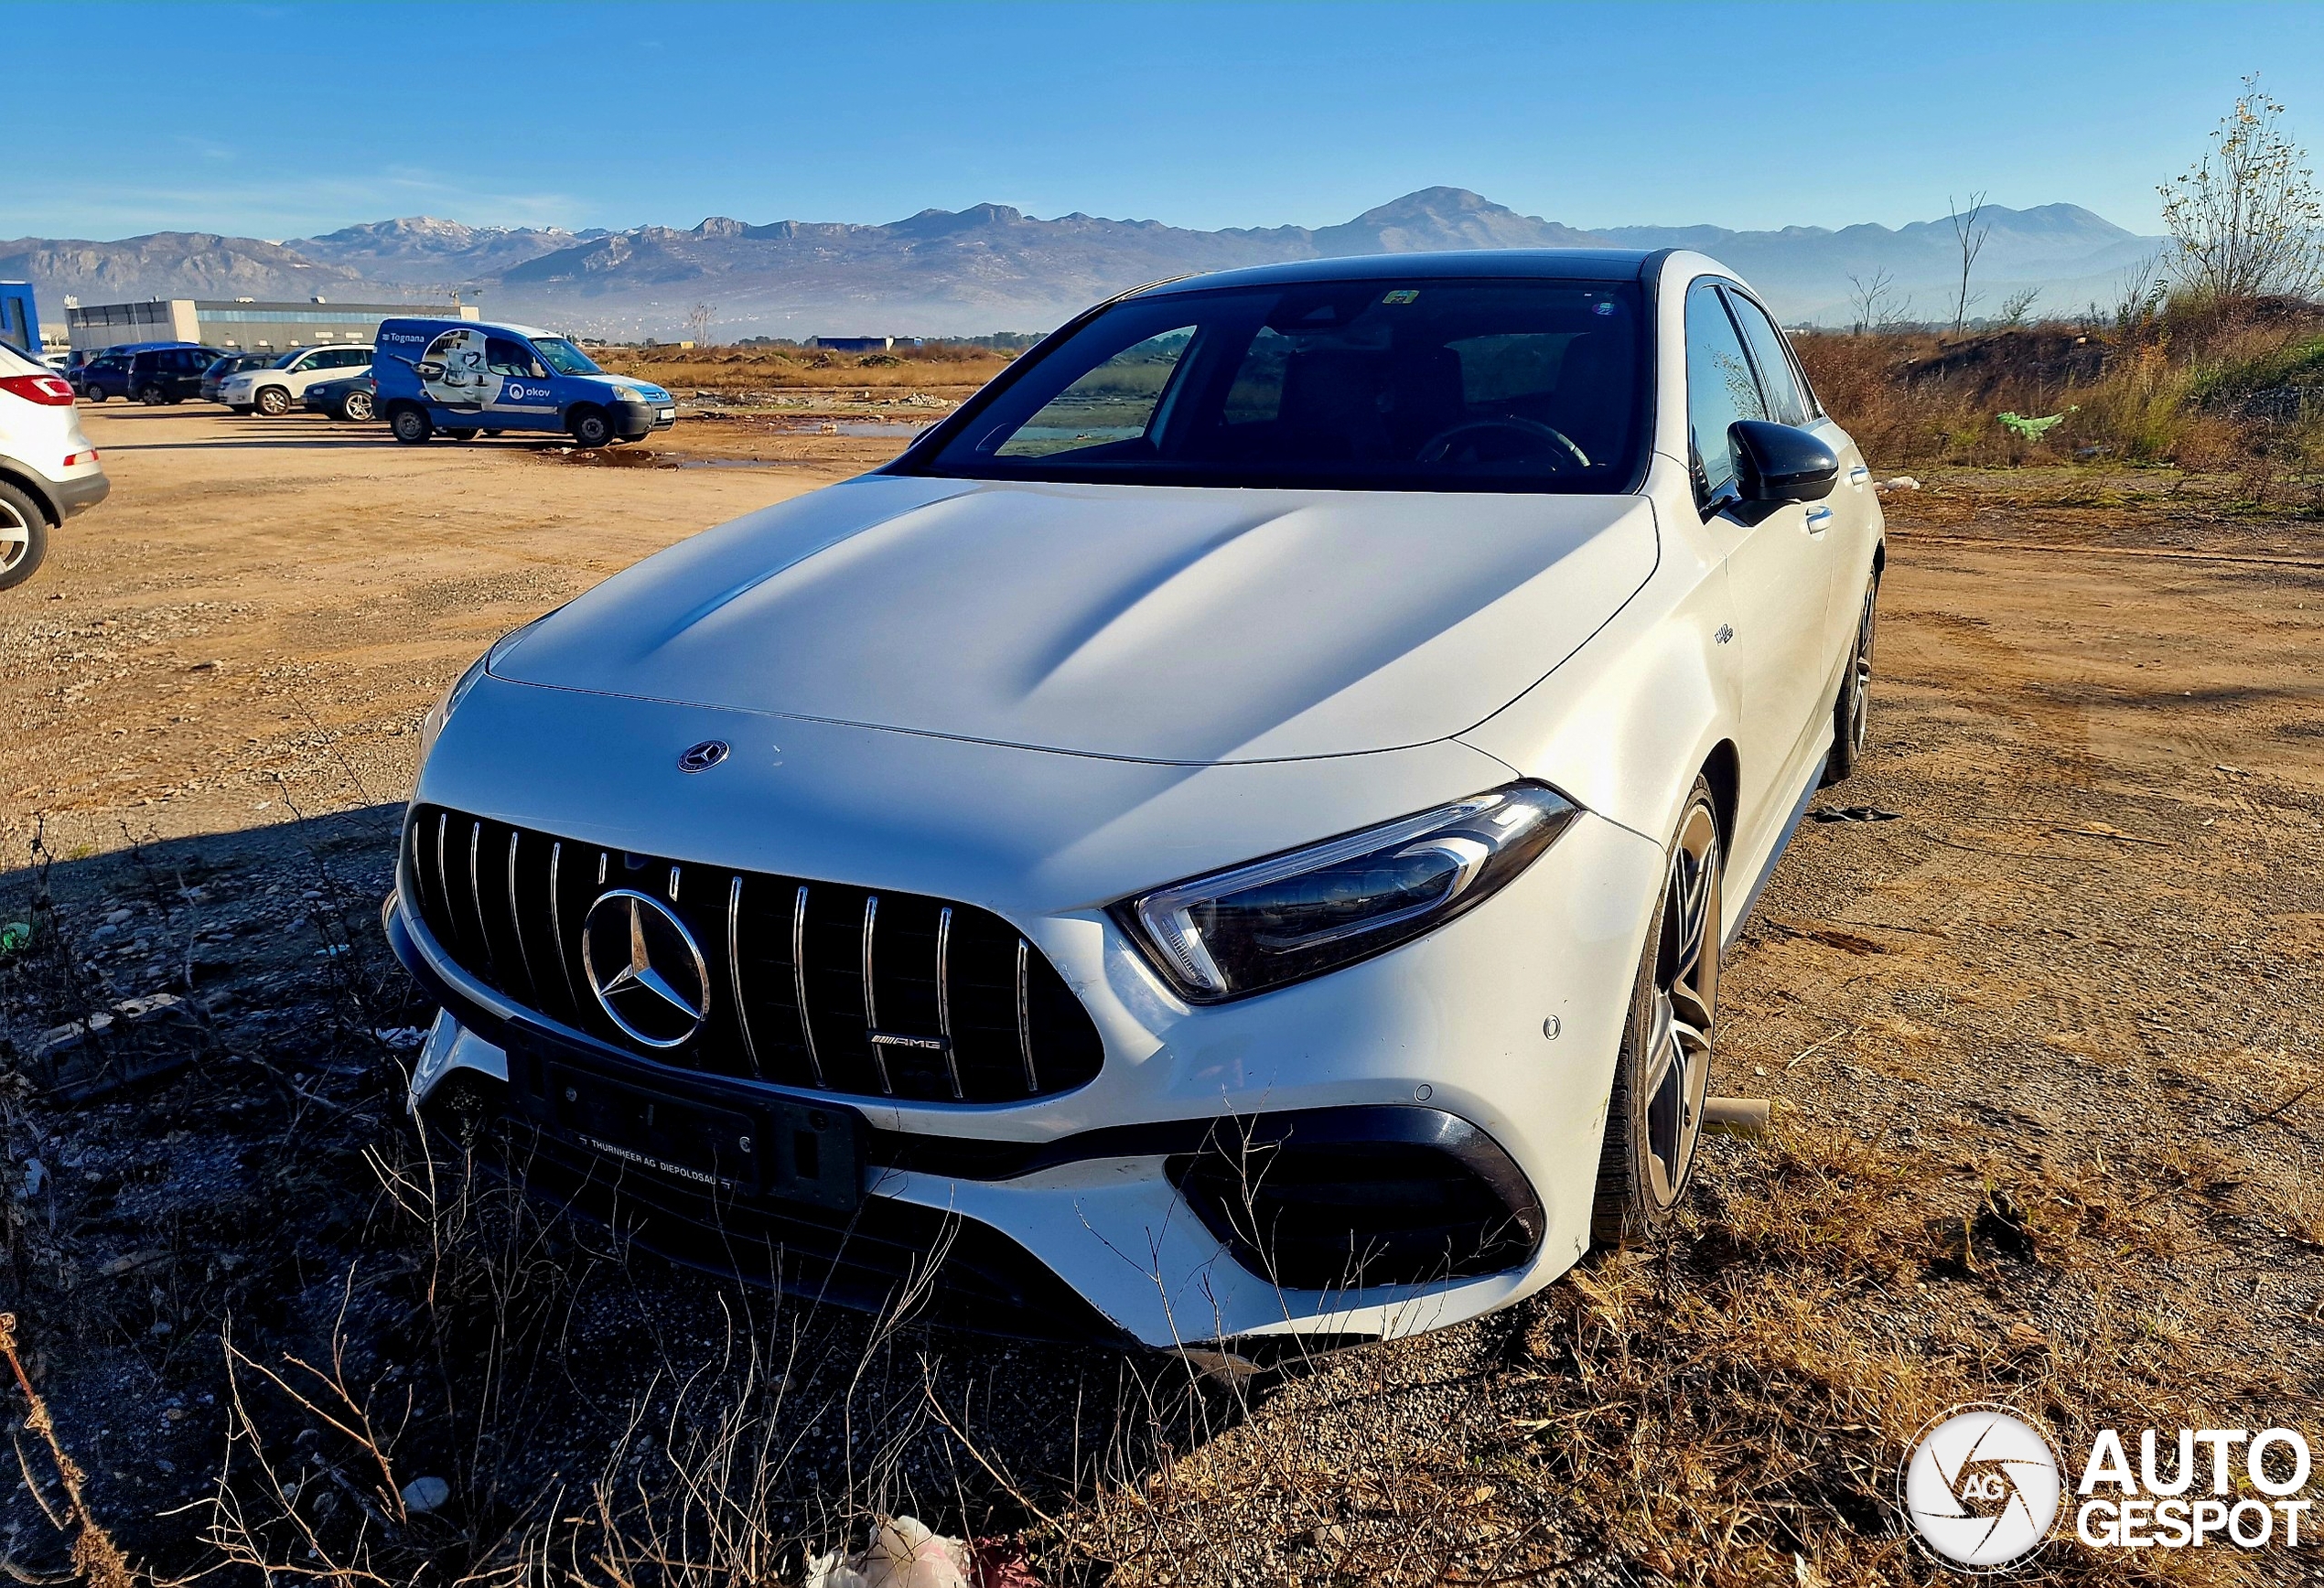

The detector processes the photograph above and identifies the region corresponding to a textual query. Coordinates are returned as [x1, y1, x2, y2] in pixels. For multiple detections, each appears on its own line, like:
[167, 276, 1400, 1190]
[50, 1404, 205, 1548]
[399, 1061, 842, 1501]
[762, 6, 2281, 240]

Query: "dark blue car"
[78, 341, 211, 403]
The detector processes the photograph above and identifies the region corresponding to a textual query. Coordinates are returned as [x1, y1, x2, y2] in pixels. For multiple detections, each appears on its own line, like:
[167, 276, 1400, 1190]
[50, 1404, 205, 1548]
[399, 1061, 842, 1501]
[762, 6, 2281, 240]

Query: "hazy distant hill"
[0, 231, 364, 311]
[477, 188, 1608, 338]
[1595, 203, 2162, 324]
[5, 188, 2165, 339]
[296, 217, 612, 280]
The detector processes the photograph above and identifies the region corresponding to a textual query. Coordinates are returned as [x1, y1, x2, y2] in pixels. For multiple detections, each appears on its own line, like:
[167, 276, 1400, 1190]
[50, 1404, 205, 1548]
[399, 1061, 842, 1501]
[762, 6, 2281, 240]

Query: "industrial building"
[63, 296, 479, 353]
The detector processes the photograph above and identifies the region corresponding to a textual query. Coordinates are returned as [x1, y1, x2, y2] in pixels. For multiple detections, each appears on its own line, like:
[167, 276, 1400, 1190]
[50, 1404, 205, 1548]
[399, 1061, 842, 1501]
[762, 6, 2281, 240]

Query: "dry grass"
[598, 343, 1016, 401]
[1794, 295, 2324, 505]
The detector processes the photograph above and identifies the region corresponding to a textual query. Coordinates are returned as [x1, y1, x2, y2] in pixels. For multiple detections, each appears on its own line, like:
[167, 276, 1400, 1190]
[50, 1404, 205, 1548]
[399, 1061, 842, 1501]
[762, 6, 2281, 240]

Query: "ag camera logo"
[1901, 1406, 2063, 1572]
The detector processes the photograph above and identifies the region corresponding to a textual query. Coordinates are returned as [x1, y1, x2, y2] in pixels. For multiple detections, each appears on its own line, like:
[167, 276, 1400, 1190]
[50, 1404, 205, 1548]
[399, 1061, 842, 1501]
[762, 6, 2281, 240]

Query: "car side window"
[1684, 280, 1768, 502]
[485, 338, 539, 377]
[991, 327, 1196, 457]
[1723, 290, 1810, 427]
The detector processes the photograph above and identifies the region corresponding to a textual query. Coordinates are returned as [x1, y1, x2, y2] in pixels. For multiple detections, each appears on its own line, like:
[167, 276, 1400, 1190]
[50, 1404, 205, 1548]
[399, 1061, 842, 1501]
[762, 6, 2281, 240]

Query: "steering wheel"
[1416, 416, 1591, 471]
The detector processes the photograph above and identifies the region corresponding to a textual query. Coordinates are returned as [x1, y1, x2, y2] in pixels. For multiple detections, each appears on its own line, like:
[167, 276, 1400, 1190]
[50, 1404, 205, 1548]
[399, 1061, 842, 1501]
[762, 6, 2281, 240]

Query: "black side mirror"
[1730, 419, 1839, 505]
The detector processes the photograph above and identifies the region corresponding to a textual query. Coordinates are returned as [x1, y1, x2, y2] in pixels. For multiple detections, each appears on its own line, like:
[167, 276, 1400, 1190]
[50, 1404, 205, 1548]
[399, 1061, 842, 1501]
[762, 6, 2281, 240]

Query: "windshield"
[270, 349, 305, 369]
[908, 278, 1647, 493]
[532, 337, 600, 376]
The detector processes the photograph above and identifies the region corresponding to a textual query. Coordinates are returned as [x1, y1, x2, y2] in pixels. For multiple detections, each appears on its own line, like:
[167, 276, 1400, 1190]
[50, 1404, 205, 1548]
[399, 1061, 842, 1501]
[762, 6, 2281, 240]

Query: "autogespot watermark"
[1900, 1406, 2315, 1572]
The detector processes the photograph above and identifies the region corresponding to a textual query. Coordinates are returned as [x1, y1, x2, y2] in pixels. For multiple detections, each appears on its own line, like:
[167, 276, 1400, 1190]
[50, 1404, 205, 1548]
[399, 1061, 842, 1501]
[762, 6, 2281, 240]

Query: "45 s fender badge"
[677, 739, 729, 773]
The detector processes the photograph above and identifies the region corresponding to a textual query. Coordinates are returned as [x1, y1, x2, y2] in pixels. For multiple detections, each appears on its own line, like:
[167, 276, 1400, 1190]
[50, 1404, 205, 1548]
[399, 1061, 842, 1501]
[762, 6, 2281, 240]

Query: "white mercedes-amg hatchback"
[389, 250, 1883, 1355]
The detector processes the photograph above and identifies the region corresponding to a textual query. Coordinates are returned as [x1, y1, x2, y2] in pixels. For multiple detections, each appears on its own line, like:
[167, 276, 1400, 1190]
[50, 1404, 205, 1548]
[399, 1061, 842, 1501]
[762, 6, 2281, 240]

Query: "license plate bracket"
[507, 1038, 862, 1212]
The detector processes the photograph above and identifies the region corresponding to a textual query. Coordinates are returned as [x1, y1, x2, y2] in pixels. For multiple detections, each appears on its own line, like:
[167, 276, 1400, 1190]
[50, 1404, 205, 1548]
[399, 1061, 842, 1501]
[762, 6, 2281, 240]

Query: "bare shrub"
[2161, 76, 2324, 303]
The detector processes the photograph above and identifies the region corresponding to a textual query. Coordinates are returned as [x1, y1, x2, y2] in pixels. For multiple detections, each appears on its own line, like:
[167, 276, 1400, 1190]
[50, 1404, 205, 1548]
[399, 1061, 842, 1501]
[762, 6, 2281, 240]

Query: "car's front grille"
[401, 804, 1104, 1105]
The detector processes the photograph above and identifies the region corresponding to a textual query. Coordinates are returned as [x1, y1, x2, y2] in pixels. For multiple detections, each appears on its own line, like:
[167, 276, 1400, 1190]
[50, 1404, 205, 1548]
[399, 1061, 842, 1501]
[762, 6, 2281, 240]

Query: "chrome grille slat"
[728, 874, 762, 1078]
[433, 813, 451, 949]
[861, 895, 893, 1096]
[504, 831, 539, 1003]
[467, 820, 498, 982]
[548, 840, 580, 1016]
[406, 820, 427, 920]
[793, 884, 827, 1089]
[403, 804, 1102, 1106]
[1016, 938, 1038, 1093]
[935, 906, 963, 1100]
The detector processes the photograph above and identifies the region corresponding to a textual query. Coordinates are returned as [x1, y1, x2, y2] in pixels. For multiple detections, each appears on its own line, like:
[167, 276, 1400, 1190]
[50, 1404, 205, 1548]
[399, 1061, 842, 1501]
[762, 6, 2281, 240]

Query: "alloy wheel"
[1847, 591, 1877, 757]
[1643, 801, 1720, 1208]
[0, 501, 27, 574]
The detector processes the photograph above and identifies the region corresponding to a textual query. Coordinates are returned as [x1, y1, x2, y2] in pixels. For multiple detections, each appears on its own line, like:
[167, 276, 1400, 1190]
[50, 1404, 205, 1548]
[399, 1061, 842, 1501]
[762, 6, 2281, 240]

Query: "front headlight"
[1114, 782, 1580, 1003]
[417, 653, 488, 761]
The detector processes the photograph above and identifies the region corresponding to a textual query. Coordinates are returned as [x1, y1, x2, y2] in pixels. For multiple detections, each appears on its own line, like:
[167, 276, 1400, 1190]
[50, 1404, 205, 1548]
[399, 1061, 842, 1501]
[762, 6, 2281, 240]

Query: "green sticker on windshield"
[1381, 289, 1420, 305]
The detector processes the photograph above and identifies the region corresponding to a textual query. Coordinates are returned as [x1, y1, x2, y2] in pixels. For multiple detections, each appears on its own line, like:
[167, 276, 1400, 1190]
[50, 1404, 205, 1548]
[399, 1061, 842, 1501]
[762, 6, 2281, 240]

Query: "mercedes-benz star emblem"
[677, 739, 729, 773]
[580, 889, 711, 1048]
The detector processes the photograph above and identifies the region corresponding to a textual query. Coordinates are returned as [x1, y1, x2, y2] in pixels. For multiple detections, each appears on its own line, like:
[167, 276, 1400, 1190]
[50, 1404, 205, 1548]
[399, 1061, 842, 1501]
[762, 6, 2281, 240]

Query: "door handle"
[1846, 465, 1871, 486]
[1804, 505, 1834, 535]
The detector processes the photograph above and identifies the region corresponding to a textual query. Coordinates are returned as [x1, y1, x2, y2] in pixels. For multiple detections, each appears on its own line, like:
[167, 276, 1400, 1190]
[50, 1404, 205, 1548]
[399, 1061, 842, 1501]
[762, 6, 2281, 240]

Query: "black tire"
[341, 391, 376, 423]
[83, 387, 104, 404]
[1822, 579, 1879, 785]
[567, 406, 613, 448]
[139, 385, 167, 406]
[1591, 777, 1723, 1248]
[0, 482, 51, 592]
[254, 385, 292, 417]
[390, 406, 433, 445]
[444, 427, 479, 442]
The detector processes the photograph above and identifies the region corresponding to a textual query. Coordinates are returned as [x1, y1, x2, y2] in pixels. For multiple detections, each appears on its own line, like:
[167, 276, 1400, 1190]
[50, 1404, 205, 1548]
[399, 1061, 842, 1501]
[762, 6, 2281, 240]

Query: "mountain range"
[1, 188, 2165, 339]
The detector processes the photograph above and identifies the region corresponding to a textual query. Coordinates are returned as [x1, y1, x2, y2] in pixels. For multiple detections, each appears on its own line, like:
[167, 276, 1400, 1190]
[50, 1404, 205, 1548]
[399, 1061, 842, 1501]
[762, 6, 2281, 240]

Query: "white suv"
[220, 345, 374, 416]
[0, 340, 108, 589]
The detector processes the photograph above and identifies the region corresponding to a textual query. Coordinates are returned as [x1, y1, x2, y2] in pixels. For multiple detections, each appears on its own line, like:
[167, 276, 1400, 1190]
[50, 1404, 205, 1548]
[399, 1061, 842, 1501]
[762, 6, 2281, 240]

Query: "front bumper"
[611, 399, 675, 440]
[394, 683, 1662, 1347]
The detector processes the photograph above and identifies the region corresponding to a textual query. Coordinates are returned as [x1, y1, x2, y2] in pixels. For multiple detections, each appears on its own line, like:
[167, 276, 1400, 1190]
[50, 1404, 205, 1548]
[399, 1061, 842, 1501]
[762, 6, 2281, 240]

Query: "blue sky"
[10, 2, 2317, 241]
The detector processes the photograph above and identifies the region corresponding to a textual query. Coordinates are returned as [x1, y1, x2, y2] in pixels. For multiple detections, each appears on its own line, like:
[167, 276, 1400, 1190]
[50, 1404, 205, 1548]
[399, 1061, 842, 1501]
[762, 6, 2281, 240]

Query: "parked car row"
[64, 319, 672, 446]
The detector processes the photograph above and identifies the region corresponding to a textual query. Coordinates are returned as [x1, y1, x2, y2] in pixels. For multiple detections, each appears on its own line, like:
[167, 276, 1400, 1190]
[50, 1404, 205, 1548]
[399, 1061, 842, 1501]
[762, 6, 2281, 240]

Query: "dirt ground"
[1, 406, 2319, 1585]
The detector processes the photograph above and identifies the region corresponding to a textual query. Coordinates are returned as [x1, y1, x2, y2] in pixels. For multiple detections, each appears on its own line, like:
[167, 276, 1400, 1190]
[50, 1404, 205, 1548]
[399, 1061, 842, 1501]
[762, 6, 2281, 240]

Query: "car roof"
[1133, 248, 1667, 299]
[387, 317, 556, 339]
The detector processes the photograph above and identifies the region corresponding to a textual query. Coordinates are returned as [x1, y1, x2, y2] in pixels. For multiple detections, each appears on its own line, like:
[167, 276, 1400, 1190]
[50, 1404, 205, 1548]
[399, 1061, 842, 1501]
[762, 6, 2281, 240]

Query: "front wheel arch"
[1591, 775, 1724, 1246]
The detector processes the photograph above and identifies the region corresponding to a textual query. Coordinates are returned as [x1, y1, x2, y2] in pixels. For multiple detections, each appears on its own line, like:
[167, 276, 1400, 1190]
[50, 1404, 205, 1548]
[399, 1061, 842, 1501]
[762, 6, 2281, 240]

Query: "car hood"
[490, 475, 1659, 765]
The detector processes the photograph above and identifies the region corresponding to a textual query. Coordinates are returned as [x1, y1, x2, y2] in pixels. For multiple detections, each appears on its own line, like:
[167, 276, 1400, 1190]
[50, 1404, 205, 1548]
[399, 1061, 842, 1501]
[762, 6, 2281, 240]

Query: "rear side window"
[485, 338, 538, 376]
[1723, 291, 1810, 427]
[1684, 280, 1768, 499]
